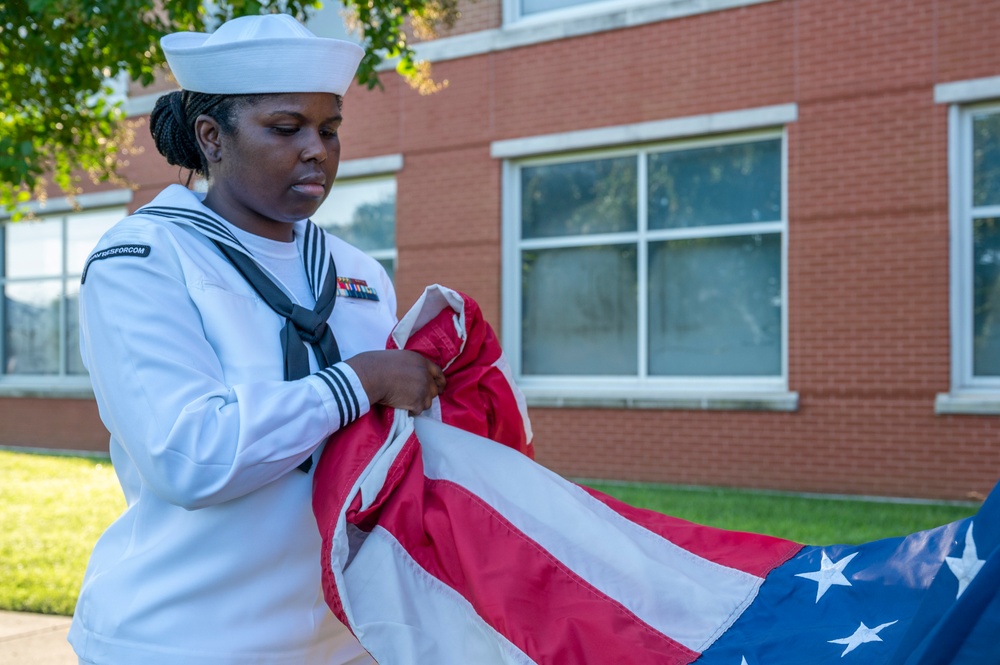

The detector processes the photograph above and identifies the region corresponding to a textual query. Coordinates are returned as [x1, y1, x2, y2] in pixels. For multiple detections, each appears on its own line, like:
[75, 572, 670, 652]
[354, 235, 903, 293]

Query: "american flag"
[313, 286, 996, 665]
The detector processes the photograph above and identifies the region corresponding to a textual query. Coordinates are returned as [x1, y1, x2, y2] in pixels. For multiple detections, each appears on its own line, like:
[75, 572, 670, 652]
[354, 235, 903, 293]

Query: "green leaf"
[1, 0, 457, 218]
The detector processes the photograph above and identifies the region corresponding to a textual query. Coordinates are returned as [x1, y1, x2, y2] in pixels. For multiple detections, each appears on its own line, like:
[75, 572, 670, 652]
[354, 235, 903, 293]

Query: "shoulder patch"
[81, 244, 152, 284]
[336, 277, 380, 302]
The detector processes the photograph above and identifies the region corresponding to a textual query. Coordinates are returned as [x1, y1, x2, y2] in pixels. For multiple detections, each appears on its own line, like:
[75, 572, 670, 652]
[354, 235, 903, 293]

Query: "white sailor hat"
[161, 14, 365, 96]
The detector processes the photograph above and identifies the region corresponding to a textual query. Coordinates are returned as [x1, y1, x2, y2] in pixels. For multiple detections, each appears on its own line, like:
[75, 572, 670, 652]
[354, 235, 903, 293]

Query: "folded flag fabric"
[312, 285, 996, 665]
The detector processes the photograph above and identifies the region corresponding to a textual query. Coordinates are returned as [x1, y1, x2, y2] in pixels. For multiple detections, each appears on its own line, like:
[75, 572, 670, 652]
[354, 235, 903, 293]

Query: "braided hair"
[149, 90, 260, 177]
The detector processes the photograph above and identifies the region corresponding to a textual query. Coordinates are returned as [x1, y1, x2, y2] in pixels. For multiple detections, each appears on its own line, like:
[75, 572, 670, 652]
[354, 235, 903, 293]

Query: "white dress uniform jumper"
[68, 184, 389, 665]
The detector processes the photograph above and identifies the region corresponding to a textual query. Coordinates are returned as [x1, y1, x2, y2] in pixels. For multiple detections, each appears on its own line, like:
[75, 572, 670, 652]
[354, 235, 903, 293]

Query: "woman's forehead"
[245, 92, 342, 118]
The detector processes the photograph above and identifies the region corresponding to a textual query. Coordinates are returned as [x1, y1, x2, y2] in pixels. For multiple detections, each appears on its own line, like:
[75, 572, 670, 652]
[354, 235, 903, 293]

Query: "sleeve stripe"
[328, 364, 362, 419]
[324, 366, 357, 423]
[316, 370, 348, 427]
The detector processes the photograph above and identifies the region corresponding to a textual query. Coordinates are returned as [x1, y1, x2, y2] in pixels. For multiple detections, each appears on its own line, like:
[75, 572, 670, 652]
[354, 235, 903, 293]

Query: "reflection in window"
[648, 139, 781, 229]
[648, 234, 781, 376]
[313, 177, 397, 282]
[1, 208, 121, 379]
[522, 244, 637, 375]
[973, 112, 1000, 208]
[967, 107, 1000, 379]
[522, 156, 637, 238]
[514, 133, 785, 380]
[974, 217, 1000, 376]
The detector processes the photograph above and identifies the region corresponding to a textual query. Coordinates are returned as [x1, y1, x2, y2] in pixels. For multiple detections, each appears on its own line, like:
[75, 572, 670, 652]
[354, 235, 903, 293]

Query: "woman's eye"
[321, 129, 339, 138]
[272, 126, 299, 135]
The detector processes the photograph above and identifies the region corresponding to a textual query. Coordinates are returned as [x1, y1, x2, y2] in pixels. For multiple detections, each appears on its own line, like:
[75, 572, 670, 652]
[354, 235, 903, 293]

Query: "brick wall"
[337, 0, 1000, 500]
[0, 398, 108, 453]
[13, 0, 1000, 500]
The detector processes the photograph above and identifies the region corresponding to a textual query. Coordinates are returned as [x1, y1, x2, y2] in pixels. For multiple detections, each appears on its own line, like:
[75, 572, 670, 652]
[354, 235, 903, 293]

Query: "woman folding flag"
[314, 284, 998, 665]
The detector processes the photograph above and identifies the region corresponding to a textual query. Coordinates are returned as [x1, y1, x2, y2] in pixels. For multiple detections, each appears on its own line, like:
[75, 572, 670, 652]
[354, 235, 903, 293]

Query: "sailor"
[69, 13, 445, 665]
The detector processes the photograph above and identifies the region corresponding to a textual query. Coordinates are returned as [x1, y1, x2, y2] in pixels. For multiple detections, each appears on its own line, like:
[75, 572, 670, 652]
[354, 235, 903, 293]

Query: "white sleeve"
[80, 227, 369, 510]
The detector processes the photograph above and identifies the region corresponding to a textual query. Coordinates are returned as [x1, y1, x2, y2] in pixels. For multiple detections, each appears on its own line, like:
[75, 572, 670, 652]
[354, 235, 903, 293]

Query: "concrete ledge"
[492, 104, 796, 159]
[525, 391, 799, 411]
[934, 75, 1000, 105]
[0, 386, 94, 399]
[935, 392, 1000, 415]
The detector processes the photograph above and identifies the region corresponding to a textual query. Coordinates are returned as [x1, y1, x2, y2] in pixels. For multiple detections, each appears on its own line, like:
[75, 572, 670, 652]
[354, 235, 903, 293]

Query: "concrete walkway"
[0, 611, 76, 664]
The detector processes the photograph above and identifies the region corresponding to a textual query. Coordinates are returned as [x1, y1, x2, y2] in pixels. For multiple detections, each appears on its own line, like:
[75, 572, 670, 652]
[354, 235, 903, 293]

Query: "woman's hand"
[345, 350, 446, 415]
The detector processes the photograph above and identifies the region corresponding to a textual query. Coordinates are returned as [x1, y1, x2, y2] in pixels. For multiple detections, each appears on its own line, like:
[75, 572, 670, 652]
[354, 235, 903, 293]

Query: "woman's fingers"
[346, 350, 446, 414]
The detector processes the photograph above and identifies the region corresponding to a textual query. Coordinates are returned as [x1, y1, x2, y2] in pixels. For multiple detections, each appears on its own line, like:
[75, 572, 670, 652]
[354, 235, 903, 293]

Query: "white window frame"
[497, 105, 798, 411]
[326, 154, 403, 272]
[0, 190, 132, 398]
[935, 76, 1000, 414]
[504, 0, 769, 27]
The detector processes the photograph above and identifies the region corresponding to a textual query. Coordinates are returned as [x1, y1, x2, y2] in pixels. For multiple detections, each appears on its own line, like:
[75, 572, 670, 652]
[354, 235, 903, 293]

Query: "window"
[504, 131, 787, 404]
[968, 107, 1000, 381]
[313, 176, 397, 281]
[501, 0, 779, 30]
[304, 0, 359, 42]
[1, 207, 122, 386]
[948, 103, 1000, 394]
[934, 77, 1000, 413]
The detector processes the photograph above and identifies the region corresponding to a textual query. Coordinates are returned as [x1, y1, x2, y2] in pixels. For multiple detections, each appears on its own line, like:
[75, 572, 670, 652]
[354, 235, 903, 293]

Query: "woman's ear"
[194, 114, 223, 164]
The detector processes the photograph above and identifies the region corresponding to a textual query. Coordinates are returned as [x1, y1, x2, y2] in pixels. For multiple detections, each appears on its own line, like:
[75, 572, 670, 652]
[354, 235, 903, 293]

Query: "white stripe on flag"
[345, 527, 536, 665]
[414, 416, 764, 653]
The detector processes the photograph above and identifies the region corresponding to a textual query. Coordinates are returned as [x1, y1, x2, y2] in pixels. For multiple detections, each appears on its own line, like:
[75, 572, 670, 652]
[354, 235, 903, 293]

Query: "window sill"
[523, 389, 798, 412]
[934, 392, 1000, 415]
[0, 380, 95, 400]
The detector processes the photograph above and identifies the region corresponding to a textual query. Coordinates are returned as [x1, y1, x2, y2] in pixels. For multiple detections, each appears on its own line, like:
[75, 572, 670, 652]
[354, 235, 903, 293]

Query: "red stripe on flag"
[578, 486, 801, 579]
[314, 410, 401, 627]
[375, 469, 700, 665]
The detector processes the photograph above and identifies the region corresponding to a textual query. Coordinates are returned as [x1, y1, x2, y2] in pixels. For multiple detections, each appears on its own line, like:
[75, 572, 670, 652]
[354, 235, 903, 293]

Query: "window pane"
[521, 157, 637, 239]
[65, 279, 87, 375]
[973, 217, 1000, 376]
[4, 217, 63, 278]
[314, 179, 396, 253]
[974, 112, 1000, 208]
[648, 139, 781, 230]
[4, 280, 61, 375]
[522, 244, 637, 375]
[648, 233, 782, 376]
[521, 0, 605, 16]
[67, 209, 122, 274]
[305, 1, 358, 41]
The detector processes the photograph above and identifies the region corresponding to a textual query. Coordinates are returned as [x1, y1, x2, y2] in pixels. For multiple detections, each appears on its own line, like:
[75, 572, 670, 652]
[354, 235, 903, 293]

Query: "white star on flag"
[945, 522, 985, 598]
[829, 620, 898, 657]
[796, 550, 858, 601]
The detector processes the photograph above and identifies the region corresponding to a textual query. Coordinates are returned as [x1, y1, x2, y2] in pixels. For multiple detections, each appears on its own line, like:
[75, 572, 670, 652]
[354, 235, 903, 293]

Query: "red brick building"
[3, 0, 1000, 501]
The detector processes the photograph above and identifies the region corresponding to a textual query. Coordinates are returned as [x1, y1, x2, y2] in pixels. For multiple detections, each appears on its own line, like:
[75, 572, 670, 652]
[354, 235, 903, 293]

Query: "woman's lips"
[292, 183, 326, 197]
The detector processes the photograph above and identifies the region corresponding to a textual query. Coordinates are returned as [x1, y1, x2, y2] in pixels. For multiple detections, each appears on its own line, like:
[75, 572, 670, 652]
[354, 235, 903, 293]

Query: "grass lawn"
[1, 450, 123, 616]
[0, 450, 980, 617]
[582, 481, 979, 545]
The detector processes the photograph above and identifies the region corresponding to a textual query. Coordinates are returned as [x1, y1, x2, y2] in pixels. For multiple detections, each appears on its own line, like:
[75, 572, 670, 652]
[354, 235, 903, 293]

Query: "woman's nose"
[301, 131, 327, 163]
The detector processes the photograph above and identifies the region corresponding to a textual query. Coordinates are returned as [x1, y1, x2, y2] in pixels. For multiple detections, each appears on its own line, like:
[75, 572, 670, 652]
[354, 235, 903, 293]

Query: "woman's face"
[199, 92, 342, 241]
